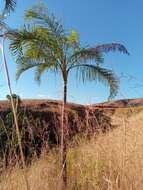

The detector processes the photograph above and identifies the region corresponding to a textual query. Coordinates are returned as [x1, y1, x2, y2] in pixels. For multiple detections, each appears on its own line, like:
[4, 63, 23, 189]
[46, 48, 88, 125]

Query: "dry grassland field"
[0, 99, 142, 190]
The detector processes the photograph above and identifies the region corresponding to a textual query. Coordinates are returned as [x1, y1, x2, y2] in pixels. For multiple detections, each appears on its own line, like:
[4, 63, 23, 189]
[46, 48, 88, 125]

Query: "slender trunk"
[61, 79, 68, 190]
[1, 37, 30, 190]
[64, 82, 67, 104]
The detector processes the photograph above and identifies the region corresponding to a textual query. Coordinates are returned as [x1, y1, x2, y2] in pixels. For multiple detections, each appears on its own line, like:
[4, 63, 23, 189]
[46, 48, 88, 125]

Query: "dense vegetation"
[0, 96, 113, 167]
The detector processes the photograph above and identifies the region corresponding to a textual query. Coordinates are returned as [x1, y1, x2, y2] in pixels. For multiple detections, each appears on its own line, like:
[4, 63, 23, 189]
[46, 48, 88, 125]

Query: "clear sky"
[0, 0, 143, 104]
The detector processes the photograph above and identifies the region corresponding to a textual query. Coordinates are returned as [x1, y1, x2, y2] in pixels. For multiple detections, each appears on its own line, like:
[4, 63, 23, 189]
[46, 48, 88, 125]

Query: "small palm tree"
[9, 4, 129, 188]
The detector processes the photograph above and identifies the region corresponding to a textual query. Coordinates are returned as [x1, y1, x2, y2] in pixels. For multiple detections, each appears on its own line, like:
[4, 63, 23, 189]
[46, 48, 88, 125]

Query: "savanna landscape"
[0, 1, 142, 190]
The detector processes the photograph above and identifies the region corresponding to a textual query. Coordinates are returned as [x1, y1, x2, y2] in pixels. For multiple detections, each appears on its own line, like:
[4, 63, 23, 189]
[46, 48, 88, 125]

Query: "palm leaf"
[16, 58, 40, 80]
[16, 56, 59, 82]
[69, 47, 104, 66]
[25, 4, 64, 37]
[34, 59, 60, 83]
[9, 25, 63, 61]
[3, 0, 16, 16]
[34, 64, 48, 83]
[0, 20, 10, 31]
[89, 43, 129, 55]
[70, 64, 118, 99]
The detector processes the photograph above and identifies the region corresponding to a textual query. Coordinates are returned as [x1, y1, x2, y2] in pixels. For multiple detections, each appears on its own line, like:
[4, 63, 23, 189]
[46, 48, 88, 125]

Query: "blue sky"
[0, 0, 143, 104]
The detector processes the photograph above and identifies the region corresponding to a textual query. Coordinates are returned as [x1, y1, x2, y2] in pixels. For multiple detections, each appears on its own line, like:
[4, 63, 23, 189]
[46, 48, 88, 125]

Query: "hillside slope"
[94, 98, 143, 108]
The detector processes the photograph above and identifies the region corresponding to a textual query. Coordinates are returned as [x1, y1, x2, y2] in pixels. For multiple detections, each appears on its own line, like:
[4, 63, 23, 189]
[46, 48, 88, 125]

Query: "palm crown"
[9, 4, 129, 102]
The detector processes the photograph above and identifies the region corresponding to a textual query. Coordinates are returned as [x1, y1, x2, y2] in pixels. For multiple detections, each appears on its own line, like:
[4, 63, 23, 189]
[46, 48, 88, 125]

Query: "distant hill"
[94, 98, 143, 108]
[0, 99, 84, 112]
[0, 98, 143, 111]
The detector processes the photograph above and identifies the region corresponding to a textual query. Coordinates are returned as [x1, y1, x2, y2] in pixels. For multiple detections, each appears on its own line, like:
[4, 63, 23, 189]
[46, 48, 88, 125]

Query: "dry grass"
[0, 107, 143, 190]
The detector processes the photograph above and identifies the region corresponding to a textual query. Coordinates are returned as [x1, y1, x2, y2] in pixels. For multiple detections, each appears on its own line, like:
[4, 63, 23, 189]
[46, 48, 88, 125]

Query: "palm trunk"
[64, 82, 67, 104]
[61, 80, 68, 190]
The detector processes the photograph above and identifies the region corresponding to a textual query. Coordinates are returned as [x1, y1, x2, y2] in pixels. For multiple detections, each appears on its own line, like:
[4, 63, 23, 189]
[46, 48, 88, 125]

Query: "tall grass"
[0, 107, 143, 190]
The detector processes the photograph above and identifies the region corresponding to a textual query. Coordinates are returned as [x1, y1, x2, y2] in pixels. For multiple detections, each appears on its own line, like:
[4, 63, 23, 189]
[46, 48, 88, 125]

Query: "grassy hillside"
[0, 105, 143, 189]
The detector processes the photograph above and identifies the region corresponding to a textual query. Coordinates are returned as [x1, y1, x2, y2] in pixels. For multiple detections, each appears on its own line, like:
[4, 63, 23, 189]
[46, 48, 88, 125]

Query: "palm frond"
[89, 43, 129, 55]
[0, 20, 10, 31]
[70, 64, 118, 99]
[16, 57, 59, 83]
[34, 63, 49, 83]
[9, 25, 62, 83]
[69, 47, 104, 66]
[9, 26, 38, 57]
[9, 25, 48, 59]
[9, 25, 63, 62]
[25, 4, 64, 37]
[16, 59, 40, 80]
[3, 0, 16, 16]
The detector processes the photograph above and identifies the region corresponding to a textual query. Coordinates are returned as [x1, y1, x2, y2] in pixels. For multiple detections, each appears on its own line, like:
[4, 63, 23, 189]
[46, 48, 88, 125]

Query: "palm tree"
[9, 4, 129, 189]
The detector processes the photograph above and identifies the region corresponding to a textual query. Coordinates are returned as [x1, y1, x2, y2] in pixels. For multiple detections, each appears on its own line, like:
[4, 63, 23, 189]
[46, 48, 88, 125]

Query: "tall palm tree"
[9, 4, 129, 189]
